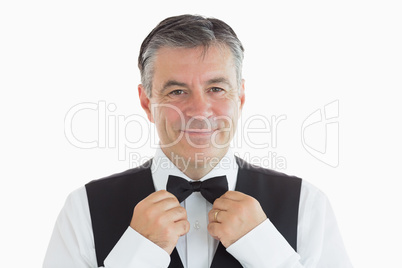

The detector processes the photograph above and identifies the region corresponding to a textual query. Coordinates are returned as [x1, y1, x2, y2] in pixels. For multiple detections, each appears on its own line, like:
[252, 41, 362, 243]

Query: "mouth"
[181, 129, 217, 135]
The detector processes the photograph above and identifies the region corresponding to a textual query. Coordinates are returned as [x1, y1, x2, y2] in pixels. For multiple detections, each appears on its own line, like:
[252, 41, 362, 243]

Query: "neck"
[162, 148, 229, 180]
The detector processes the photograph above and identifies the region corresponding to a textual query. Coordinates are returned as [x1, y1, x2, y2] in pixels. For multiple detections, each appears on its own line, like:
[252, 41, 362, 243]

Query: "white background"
[1, 0, 401, 267]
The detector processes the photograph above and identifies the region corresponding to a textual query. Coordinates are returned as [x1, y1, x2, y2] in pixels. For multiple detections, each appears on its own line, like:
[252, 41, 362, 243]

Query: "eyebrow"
[206, 77, 233, 88]
[161, 80, 189, 94]
[160, 77, 233, 94]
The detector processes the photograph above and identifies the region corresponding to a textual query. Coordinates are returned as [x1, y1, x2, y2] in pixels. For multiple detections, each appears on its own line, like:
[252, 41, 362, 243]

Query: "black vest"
[86, 157, 302, 267]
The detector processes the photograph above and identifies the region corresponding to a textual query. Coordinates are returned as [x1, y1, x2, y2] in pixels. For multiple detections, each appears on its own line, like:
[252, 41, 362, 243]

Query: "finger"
[220, 190, 247, 201]
[136, 196, 181, 222]
[208, 209, 217, 223]
[212, 197, 235, 211]
[207, 221, 221, 240]
[164, 219, 190, 238]
[166, 206, 188, 223]
[147, 190, 178, 203]
[153, 196, 181, 211]
[175, 219, 190, 236]
[140, 199, 182, 224]
[139, 206, 186, 232]
[208, 209, 227, 223]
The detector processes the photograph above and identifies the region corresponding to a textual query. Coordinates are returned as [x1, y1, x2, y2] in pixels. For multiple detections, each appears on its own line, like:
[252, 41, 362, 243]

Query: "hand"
[208, 191, 267, 248]
[130, 190, 190, 254]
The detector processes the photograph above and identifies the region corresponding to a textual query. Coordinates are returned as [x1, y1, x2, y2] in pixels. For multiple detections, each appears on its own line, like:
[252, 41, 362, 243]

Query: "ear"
[238, 79, 245, 111]
[138, 84, 154, 123]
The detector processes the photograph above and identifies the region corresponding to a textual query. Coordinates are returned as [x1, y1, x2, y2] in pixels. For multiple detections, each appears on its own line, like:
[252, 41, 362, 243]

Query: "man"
[43, 14, 353, 267]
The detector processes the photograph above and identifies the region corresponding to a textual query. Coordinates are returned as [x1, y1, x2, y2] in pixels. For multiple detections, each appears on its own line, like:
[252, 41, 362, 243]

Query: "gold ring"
[214, 210, 220, 222]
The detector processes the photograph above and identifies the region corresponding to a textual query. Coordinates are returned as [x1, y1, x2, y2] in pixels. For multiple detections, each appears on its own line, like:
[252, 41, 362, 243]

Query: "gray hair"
[138, 14, 245, 97]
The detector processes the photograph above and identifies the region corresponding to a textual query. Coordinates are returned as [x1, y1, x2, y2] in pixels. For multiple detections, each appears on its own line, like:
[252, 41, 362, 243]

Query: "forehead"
[152, 45, 237, 89]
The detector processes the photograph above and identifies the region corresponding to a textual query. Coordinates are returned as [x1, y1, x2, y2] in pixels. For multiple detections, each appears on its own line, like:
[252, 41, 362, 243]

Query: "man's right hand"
[130, 190, 190, 254]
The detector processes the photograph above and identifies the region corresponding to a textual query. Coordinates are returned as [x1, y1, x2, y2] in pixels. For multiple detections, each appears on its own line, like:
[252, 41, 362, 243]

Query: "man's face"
[139, 45, 245, 165]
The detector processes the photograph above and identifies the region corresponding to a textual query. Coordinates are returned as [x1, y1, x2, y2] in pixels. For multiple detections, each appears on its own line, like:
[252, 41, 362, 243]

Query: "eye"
[168, 89, 185, 96]
[209, 87, 224, 93]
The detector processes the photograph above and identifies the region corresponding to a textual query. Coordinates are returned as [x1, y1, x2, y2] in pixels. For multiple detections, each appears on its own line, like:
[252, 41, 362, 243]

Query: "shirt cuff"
[226, 219, 301, 268]
[104, 227, 170, 268]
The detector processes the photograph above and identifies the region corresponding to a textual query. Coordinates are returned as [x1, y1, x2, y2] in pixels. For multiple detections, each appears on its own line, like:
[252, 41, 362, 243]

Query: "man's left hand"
[207, 191, 267, 248]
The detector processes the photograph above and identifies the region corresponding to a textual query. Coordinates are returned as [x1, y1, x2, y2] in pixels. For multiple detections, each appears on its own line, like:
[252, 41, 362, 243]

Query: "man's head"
[138, 15, 246, 175]
[138, 14, 244, 98]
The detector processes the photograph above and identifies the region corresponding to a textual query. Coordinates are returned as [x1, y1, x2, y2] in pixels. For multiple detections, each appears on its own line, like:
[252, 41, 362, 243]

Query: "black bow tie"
[167, 175, 228, 204]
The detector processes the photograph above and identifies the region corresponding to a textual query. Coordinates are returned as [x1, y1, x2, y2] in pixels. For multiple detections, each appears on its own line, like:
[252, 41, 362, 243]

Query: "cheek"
[154, 106, 185, 130]
[214, 101, 241, 125]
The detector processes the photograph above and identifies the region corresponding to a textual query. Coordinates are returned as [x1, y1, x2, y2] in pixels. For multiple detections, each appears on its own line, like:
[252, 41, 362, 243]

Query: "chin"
[185, 146, 228, 160]
[161, 135, 230, 160]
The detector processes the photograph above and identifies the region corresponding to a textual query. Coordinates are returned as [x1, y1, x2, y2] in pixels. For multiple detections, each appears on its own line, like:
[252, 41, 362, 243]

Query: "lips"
[182, 129, 217, 135]
[184, 128, 216, 132]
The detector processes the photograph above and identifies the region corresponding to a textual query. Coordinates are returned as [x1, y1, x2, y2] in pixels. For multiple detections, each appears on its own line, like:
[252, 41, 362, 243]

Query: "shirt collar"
[151, 147, 238, 192]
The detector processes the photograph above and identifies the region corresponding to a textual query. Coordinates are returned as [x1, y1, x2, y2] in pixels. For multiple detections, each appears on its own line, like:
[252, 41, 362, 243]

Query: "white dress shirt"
[43, 148, 353, 267]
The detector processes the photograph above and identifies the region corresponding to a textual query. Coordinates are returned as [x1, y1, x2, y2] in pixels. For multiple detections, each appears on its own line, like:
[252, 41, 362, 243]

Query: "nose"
[184, 91, 213, 119]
